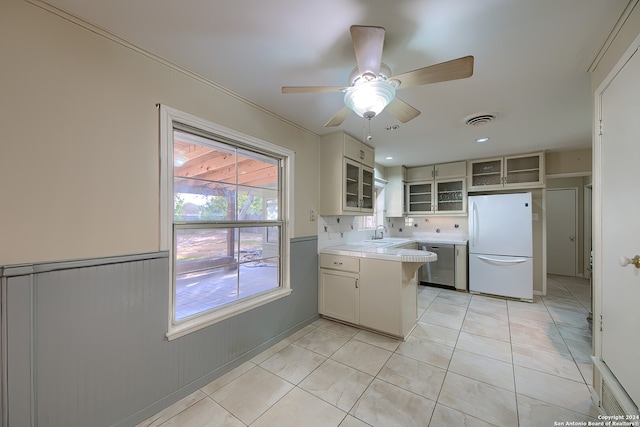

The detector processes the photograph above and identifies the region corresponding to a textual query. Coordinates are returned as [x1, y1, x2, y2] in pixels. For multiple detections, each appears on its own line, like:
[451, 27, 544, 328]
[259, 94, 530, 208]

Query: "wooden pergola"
[172, 133, 279, 266]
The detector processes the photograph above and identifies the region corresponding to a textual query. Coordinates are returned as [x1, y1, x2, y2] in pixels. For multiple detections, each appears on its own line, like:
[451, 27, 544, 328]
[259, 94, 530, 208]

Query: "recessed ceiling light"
[476, 137, 490, 143]
[385, 156, 394, 160]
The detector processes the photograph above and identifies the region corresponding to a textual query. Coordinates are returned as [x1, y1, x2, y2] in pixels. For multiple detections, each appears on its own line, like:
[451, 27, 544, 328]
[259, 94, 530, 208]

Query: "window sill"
[166, 288, 292, 341]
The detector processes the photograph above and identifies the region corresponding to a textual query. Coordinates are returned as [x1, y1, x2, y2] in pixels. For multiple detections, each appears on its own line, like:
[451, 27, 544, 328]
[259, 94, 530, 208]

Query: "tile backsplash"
[317, 216, 376, 249]
[386, 216, 468, 238]
[318, 215, 468, 248]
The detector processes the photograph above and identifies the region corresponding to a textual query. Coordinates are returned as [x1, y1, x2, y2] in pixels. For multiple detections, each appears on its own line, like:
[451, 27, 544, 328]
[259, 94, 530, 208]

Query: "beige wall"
[544, 148, 592, 277]
[0, 0, 320, 265]
[546, 176, 591, 275]
[545, 149, 592, 176]
[591, 2, 640, 90]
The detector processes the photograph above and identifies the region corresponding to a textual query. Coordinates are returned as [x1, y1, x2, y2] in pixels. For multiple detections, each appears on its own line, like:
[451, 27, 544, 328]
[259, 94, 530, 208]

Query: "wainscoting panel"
[0, 236, 319, 427]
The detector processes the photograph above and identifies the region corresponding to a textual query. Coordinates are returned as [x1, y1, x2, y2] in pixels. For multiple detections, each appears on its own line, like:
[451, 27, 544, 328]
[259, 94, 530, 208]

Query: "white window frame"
[160, 105, 293, 340]
[358, 179, 386, 230]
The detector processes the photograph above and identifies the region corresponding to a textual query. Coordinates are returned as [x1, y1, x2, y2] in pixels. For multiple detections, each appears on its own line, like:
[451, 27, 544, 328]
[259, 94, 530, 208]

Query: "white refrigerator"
[468, 193, 533, 301]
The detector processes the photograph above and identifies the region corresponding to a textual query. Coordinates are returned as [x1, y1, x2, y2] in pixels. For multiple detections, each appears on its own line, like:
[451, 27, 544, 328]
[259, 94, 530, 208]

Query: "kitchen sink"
[360, 238, 412, 246]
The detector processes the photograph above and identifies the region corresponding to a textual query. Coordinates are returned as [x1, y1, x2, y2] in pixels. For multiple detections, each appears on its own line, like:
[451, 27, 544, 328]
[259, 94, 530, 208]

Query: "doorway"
[546, 188, 578, 276]
[594, 39, 640, 409]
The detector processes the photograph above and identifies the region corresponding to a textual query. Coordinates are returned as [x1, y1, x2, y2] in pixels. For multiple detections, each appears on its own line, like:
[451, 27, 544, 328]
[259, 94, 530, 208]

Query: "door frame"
[583, 183, 592, 279]
[546, 187, 579, 277]
[592, 32, 640, 367]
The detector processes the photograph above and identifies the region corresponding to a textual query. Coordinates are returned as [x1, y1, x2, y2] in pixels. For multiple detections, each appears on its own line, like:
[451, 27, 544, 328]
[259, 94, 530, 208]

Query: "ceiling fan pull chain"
[362, 116, 367, 143]
[362, 115, 373, 143]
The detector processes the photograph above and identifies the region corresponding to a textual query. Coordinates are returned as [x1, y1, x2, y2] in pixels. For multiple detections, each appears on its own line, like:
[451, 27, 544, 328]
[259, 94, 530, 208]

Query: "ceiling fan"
[282, 25, 474, 127]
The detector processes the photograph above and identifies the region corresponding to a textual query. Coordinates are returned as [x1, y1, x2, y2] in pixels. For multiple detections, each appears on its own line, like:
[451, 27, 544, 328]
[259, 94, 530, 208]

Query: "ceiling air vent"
[465, 114, 496, 126]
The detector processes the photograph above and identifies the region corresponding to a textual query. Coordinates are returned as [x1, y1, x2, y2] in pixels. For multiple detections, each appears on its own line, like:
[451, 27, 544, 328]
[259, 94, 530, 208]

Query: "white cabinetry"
[406, 181, 433, 213]
[320, 132, 375, 215]
[319, 254, 359, 324]
[468, 152, 544, 191]
[385, 166, 406, 217]
[319, 253, 418, 338]
[359, 258, 417, 338]
[406, 161, 466, 181]
[405, 161, 467, 215]
[454, 244, 468, 291]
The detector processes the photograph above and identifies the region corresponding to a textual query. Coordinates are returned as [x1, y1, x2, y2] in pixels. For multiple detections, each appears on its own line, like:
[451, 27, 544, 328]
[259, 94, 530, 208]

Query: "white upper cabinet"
[434, 161, 467, 179]
[406, 165, 434, 182]
[406, 181, 433, 213]
[385, 166, 406, 217]
[344, 135, 375, 168]
[468, 152, 544, 191]
[405, 161, 467, 215]
[320, 132, 375, 215]
[406, 161, 466, 182]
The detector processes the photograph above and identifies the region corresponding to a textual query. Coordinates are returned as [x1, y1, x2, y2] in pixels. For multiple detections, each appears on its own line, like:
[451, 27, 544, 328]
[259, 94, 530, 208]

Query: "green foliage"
[238, 194, 263, 218]
[199, 194, 228, 220]
[175, 188, 267, 221]
[174, 194, 185, 220]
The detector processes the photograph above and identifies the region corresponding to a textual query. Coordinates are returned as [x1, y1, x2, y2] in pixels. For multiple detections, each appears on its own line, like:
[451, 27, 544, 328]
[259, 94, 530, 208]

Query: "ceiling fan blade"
[385, 98, 421, 123]
[282, 86, 347, 94]
[389, 55, 474, 89]
[350, 25, 385, 77]
[324, 106, 352, 127]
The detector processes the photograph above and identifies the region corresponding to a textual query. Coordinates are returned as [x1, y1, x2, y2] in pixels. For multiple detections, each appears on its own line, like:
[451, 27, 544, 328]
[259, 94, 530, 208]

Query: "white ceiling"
[42, 0, 629, 167]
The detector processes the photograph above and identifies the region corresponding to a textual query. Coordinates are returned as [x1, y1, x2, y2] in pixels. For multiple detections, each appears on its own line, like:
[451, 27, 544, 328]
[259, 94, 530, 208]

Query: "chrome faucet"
[373, 225, 386, 240]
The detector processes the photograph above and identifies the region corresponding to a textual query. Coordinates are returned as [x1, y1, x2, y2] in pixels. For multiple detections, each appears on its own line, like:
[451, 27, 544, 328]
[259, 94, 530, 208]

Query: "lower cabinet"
[319, 268, 359, 324]
[319, 254, 418, 338]
[319, 254, 360, 324]
[454, 244, 468, 291]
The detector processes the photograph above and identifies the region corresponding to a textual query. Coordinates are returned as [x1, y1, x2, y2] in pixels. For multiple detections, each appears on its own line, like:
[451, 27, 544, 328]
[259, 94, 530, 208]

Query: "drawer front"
[320, 254, 359, 272]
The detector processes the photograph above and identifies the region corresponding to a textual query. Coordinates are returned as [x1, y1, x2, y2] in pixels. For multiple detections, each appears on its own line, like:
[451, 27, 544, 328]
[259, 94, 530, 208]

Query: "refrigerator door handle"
[477, 255, 529, 265]
[470, 201, 478, 247]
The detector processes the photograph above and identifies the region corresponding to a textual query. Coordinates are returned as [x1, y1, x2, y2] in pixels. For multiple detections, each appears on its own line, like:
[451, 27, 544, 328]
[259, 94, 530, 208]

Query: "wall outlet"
[309, 210, 316, 221]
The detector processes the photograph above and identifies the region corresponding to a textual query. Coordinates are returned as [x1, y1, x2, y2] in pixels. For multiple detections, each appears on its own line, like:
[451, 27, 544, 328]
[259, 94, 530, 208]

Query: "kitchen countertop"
[412, 233, 468, 245]
[319, 238, 437, 263]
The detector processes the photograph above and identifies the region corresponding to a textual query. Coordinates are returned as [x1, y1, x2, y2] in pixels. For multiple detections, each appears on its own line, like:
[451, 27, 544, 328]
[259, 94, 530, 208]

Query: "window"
[358, 180, 386, 229]
[160, 106, 292, 339]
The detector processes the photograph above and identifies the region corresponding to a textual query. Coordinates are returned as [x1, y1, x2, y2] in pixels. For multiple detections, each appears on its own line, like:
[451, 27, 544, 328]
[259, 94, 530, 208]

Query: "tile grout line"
[540, 279, 594, 390]
[147, 276, 595, 427]
[427, 290, 470, 426]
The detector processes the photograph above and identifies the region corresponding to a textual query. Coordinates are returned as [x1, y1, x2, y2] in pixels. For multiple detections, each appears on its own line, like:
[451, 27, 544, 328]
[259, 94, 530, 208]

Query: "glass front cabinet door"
[468, 153, 544, 190]
[406, 181, 433, 214]
[435, 179, 466, 213]
[343, 158, 374, 213]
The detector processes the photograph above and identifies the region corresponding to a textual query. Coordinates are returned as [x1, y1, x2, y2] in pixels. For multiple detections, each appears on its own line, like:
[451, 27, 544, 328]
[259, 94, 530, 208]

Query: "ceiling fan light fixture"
[344, 80, 395, 118]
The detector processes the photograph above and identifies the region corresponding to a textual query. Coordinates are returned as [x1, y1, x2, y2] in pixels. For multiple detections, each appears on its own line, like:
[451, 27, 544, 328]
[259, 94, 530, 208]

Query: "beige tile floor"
[138, 274, 597, 427]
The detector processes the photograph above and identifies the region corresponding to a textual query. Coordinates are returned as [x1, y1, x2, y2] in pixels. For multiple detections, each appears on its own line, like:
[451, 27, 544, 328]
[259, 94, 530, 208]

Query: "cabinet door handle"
[355, 278, 359, 288]
[333, 261, 343, 265]
[360, 149, 365, 160]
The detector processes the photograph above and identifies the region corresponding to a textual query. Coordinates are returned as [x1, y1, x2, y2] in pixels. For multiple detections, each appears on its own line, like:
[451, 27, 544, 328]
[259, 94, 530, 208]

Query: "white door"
[546, 188, 577, 276]
[598, 45, 640, 407]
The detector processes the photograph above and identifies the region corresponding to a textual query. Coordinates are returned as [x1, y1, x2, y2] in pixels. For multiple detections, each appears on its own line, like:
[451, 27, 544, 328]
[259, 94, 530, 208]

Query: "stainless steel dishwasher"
[418, 243, 455, 288]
